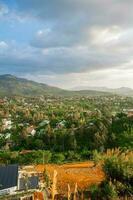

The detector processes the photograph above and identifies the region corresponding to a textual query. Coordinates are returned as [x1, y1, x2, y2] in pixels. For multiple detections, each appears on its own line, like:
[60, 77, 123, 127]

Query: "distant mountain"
[0, 74, 63, 97]
[0, 74, 110, 97]
[110, 87, 133, 96]
[71, 86, 133, 96]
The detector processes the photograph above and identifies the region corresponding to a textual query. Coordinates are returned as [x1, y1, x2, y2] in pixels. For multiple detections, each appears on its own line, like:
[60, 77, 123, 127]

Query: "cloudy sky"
[0, 0, 133, 89]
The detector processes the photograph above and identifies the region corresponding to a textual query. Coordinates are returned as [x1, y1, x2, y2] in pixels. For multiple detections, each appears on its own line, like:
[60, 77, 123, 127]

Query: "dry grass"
[51, 170, 58, 200]
[35, 161, 104, 195]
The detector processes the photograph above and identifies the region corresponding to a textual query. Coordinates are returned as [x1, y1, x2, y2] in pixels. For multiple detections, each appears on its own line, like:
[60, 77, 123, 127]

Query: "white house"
[2, 118, 12, 130]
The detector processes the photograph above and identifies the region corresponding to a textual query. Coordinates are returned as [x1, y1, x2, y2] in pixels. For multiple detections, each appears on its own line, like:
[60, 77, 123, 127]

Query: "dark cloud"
[0, 42, 131, 75]
[18, 0, 133, 51]
[16, 0, 133, 26]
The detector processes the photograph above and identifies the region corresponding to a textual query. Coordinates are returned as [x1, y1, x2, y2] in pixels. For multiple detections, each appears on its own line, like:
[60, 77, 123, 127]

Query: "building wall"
[0, 186, 17, 196]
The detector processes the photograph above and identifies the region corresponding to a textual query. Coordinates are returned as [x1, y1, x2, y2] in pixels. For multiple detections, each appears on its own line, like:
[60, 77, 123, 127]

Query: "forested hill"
[0, 74, 109, 97]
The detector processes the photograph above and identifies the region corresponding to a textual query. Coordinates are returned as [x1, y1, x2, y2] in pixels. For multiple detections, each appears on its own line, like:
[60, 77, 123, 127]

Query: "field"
[35, 162, 104, 195]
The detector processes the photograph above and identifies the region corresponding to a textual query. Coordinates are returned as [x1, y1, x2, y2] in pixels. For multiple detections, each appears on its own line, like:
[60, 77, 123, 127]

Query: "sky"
[0, 0, 133, 89]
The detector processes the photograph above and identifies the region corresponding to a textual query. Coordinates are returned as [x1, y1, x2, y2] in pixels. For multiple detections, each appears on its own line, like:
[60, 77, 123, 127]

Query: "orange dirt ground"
[35, 162, 104, 195]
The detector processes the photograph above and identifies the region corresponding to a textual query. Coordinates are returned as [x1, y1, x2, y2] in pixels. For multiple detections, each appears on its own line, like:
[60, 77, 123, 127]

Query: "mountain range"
[0, 74, 132, 97]
[71, 86, 133, 96]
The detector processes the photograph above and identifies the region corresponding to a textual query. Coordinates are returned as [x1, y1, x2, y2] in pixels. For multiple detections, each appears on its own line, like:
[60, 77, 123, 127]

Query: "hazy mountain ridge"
[0, 74, 110, 97]
[72, 86, 133, 96]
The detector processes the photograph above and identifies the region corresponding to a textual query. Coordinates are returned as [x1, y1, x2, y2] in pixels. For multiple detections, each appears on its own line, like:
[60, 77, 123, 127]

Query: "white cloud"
[22, 66, 133, 90]
[89, 26, 122, 46]
[0, 3, 8, 17]
[0, 41, 8, 50]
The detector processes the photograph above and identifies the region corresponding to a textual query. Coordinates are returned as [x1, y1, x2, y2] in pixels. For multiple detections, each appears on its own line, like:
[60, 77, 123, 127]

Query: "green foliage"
[92, 149, 133, 198]
[12, 150, 52, 165]
[43, 169, 51, 188]
[0, 151, 11, 164]
[51, 153, 65, 164]
[108, 113, 133, 149]
[65, 151, 81, 161]
[90, 181, 118, 200]
[42, 151, 52, 164]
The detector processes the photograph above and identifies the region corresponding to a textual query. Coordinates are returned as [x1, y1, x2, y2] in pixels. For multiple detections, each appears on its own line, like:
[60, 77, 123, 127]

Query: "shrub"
[92, 149, 133, 198]
[51, 153, 65, 164]
[90, 181, 118, 200]
[66, 151, 81, 161]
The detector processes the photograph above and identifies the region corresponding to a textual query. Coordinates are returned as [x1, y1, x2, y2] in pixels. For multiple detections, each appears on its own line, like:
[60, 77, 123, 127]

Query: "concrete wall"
[0, 186, 17, 196]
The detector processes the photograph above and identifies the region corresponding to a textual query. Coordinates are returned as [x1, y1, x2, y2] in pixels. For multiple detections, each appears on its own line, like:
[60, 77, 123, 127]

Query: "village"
[0, 95, 133, 199]
[0, 95, 133, 151]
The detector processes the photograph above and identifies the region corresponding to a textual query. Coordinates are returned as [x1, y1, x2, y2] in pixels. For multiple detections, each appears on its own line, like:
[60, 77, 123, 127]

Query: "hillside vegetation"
[0, 74, 111, 97]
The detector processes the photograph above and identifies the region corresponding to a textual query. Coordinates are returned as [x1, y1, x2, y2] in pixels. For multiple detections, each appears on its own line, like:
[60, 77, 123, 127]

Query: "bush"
[92, 149, 133, 198]
[42, 151, 52, 163]
[90, 181, 118, 200]
[18, 150, 52, 164]
[51, 153, 65, 164]
[80, 149, 92, 159]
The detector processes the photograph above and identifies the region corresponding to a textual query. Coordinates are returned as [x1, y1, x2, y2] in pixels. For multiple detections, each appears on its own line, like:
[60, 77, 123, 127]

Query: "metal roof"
[0, 164, 18, 190]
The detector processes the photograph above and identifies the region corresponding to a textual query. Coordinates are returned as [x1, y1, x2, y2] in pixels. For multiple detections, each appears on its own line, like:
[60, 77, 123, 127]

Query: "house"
[0, 99, 5, 104]
[123, 109, 133, 117]
[2, 118, 12, 130]
[127, 109, 133, 117]
[26, 126, 36, 136]
[3, 139, 13, 150]
[39, 120, 50, 127]
[0, 164, 39, 197]
[0, 164, 18, 196]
